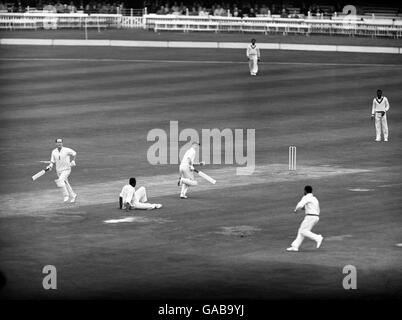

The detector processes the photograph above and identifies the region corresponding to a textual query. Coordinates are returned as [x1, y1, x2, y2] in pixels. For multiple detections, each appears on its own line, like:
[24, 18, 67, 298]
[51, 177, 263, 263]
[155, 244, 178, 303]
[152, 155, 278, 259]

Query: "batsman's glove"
[70, 160, 76, 167]
[190, 165, 195, 171]
[46, 163, 53, 171]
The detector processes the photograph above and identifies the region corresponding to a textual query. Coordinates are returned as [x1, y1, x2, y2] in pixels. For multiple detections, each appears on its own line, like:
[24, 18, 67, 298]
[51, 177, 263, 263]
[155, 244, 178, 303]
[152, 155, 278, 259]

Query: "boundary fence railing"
[143, 14, 402, 38]
[1, 11, 401, 38]
[0, 12, 123, 30]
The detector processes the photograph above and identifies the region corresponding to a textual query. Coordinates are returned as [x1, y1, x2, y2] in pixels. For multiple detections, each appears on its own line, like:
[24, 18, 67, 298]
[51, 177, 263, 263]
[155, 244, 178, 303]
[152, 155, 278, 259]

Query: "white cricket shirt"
[295, 193, 320, 216]
[120, 184, 135, 205]
[371, 97, 390, 114]
[180, 147, 196, 166]
[247, 44, 260, 58]
[50, 147, 76, 172]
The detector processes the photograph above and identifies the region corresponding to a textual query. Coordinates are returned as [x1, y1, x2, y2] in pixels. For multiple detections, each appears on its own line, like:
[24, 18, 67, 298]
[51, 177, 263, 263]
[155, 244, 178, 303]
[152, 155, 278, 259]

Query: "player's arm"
[188, 149, 205, 169]
[47, 151, 55, 170]
[294, 196, 307, 212]
[187, 149, 195, 167]
[125, 187, 135, 209]
[189, 157, 195, 171]
[371, 99, 375, 119]
[257, 48, 261, 60]
[385, 98, 390, 112]
[69, 149, 77, 166]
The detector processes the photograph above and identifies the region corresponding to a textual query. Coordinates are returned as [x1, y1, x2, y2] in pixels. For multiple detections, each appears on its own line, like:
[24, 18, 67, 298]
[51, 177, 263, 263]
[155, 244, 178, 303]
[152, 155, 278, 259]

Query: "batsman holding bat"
[46, 138, 78, 203]
[177, 142, 204, 199]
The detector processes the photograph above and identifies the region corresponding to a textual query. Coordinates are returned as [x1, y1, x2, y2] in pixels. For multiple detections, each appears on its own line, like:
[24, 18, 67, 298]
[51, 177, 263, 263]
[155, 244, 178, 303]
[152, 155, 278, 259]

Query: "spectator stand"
[0, 11, 122, 30]
[0, 2, 401, 38]
[144, 13, 402, 38]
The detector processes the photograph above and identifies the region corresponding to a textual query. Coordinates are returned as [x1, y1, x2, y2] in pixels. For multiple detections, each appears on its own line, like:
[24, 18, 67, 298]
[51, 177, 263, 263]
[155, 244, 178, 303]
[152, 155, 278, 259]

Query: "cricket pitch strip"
[0, 164, 370, 217]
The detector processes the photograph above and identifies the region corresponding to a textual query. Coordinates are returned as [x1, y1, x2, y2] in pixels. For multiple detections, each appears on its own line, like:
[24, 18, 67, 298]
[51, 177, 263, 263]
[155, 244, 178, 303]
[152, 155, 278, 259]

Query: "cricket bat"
[32, 167, 50, 181]
[194, 169, 216, 184]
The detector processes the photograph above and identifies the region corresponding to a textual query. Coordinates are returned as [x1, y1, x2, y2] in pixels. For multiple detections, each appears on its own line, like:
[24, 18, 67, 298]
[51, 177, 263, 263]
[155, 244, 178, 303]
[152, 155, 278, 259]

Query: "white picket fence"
[0, 12, 123, 30]
[144, 14, 402, 38]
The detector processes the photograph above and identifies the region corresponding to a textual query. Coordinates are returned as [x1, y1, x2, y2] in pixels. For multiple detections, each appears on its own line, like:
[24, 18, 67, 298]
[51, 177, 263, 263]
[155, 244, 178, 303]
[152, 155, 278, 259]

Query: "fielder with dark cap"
[287, 185, 323, 252]
[371, 89, 390, 142]
[246, 38, 260, 76]
[119, 177, 162, 211]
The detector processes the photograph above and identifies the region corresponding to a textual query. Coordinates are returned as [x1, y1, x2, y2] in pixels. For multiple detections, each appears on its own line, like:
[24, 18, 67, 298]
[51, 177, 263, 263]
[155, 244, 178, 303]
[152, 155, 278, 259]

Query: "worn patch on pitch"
[104, 216, 171, 224]
[46, 212, 87, 223]
[347, 188, 374, 192]
[325, 234, 353, 241]
[215, 225, 261, 237]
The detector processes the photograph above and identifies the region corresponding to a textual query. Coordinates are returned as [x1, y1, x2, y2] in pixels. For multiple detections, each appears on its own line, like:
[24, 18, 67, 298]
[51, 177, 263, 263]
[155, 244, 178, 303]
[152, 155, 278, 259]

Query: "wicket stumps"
[289, 146, 296, 171]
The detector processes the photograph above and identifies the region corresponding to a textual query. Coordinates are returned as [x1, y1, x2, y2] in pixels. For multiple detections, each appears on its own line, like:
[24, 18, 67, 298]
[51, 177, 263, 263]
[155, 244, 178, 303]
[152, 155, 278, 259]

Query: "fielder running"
[247, 38, 260, 76]
[287, 185, 323, 252]
[46, 138, 77, 203]
[177, 142, 204, 199]
[119, 177, 162, 211]
[371, 89, 390, 142]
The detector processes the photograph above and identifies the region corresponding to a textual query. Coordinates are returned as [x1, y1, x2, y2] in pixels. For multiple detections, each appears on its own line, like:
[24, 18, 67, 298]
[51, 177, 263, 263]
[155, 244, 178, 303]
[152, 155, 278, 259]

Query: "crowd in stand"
[0, 1, 342, 16]
[146, 1, 341, 17]
[0, 1, 125, 13]
[0, 1, 400, 17]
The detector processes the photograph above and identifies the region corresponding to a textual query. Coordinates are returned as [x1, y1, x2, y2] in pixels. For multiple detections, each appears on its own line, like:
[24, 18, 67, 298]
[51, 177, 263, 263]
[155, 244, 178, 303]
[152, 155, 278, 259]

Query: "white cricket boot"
[316, 235, 323, 249]
[70, 194, 77, 203]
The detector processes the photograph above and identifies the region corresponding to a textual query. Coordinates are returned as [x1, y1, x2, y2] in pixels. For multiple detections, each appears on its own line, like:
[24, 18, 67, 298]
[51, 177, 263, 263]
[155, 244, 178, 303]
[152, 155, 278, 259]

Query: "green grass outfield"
[0, 43, 401, 300]
[1, 28, 402, 47]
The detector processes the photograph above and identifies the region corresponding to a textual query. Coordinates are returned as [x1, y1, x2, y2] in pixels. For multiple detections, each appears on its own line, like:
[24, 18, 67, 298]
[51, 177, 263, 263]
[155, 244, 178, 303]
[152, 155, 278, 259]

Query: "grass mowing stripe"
[1, 57, 402, 67]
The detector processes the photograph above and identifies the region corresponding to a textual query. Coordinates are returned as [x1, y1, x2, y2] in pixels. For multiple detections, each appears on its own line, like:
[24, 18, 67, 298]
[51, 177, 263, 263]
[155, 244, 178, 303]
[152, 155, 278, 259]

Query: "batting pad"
[54, 179, 65, 187]
[181, 178, 198, 186]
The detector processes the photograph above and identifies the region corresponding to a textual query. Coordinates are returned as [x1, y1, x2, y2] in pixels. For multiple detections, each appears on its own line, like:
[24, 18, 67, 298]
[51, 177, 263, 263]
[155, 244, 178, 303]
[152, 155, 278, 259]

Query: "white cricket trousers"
[133, 186, 155, 210]
[249, 56, 258, 75]
[179, 163, 198, 197]
[291, 215, 320, 249]
[55, 169, 75, 199]
[374, 112, 388, 140]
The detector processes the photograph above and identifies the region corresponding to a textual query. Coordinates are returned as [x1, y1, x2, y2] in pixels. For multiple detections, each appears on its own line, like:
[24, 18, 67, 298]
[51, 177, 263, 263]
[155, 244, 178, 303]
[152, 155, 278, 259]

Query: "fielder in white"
[119, 177, 162, 211]
[46, 138, 77, 203]
[287, 185, 323, 252]
[371, 89, 390, 142]
[247, 38, 260, 76]
[177, 142, 204, 199]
